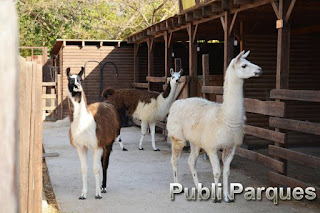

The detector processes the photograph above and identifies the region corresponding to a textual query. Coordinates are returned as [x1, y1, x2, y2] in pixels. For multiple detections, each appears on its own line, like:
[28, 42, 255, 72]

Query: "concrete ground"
[43, 120, 319, 213]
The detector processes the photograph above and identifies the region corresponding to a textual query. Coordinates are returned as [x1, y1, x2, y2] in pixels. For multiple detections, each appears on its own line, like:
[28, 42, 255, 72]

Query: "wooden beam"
[174, 58, 182, 71]
[269, 145, 320, 169]
[270, 117, 320, 136]
[193, 24, 199, 43]
[146, 76, 167, 83]
[244, 98, 285, 117]
[230, 0, 274, 14]
[223, 11, 235, 73]
[134, 43, 139, 83]
[202, 86, 224, 94]
[57, 74, 63, 120]
[168, 32, 173, 48]
[245, 125, 286, 144]
[202, 54, 210, 100]
[269, 172, 320, 198]
[188, 23, 198, 97]
[270, 89, 320, 102]
[271, 1, 280, 19]
[133, 83, 149, 89]
[236, 147, 285, 173]
[285, 0, 296, 22]
[229, 11, 238, 37]
[147, 39, 154, 91]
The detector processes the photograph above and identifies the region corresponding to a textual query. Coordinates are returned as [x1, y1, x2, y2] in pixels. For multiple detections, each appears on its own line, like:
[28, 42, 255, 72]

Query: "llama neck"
[162, 82, 178, 105]
[68, 91, 88, 122]
[222, 69, 245, 123]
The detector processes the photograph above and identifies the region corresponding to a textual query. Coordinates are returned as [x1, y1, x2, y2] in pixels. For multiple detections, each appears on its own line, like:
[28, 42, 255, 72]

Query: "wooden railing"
[268, 89, 320, 197]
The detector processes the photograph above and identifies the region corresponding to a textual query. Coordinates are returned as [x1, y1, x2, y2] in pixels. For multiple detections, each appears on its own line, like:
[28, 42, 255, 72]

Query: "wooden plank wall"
[59, 45, 134, 118]
[19, 57, 43, 213]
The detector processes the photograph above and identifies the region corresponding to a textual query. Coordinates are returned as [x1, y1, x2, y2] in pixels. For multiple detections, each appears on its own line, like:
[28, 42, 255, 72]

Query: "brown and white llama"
[102, 69, 182, 151]
[67, 67, 121, 199]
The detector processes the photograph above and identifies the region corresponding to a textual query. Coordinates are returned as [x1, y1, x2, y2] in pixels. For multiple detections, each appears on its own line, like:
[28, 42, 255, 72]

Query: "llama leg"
[116, 135, 127, 151]
[207, 151, 221, 202]
[101, 146, 112, 193]
[150, 122, 159, 151]
[93, 148, 103, 199]
[222, 146, 236, 202]
[171, 137, 184, 183]
[76, 146, 88, 200]
[188, 143, 200, 187]
[138, 121, 148, 150]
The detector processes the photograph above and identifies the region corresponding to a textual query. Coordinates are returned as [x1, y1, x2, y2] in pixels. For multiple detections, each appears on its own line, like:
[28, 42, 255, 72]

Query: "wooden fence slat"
[42, 82, 56, 86]
[146, 76, 167, 83]
[133, 82, 149, 89]
[269, 117, 320, 136]
[269, 145, 320, 169]
[245, 125, 286, 144]
[202, 85, 224, 94]
[269, 171, 320, 198]
[216, 96, 285, 117]
[236, 147, 285, 173]
[244, 98, 285, 117]
[270, 89, 320, 102]
[57, 74, 63, 119]
[33, 63, 43, 212]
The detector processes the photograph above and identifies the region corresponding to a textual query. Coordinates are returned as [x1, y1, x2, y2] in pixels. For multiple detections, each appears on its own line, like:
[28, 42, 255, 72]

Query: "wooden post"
[42, 86, 46, 119]
[57, 74, 63, 119]
[164, 31, 172, 79]
[134, 43, 139, 84]
[51, 87, 55, 119]
[202, 54, 210, 100]
[147, 39, 154, 90]
[188, 23, 198, 97]
[0, 2, 19, 211]
[274, 0, 295, 175]
[222, 11, 235, 73]
[42, 47, 47, 66]
[240, 20, 244, 51]
[174, 58, 181, 71]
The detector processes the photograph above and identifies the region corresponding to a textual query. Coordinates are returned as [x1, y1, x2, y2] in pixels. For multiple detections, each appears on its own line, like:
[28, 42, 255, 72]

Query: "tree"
[17, 0, 178, 52]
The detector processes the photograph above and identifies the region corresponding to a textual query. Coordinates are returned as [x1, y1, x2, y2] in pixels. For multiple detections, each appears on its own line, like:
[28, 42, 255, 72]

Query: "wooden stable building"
[50, 39, 134, 118]
[126, 0, 320, 195]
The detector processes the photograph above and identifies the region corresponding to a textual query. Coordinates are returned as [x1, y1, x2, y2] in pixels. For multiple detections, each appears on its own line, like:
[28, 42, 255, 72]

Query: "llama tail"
[101, 88, 115, 100]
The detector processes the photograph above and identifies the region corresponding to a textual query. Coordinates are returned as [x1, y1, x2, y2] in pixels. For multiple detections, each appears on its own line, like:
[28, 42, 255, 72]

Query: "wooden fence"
[19, 56, 43, 213]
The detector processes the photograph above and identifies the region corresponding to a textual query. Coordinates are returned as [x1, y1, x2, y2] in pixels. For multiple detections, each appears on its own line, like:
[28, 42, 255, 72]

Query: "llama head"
[231, 50, 262, 79]
[169, 68, 183, 86]
[66, 67, 84, 93]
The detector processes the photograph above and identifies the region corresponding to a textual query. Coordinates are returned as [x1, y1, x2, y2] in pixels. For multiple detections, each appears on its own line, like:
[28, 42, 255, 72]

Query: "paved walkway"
[43, 120, 319, 213]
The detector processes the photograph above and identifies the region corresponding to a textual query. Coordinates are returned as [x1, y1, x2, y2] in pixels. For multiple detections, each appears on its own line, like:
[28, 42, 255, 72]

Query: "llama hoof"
[79, 196, 86, 200]
[139, 147, 144, 150]
[122, 148, 128, 151]
[213, 199, 221, 203]
[154, 148, 160, 151]
[225, 196, 234, 203]
[101, 188, 107, 193]
[95, 195, 102, 199]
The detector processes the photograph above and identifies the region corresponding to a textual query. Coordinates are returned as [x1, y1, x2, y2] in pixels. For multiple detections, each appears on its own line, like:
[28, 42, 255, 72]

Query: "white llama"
[102, 69, 182, 151]
[67, 67, 121, 199]
[167, 51, 262, 202]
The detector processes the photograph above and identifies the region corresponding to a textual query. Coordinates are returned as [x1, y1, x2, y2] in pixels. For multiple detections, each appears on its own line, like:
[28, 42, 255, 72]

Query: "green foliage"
[17, 0, 178, 51]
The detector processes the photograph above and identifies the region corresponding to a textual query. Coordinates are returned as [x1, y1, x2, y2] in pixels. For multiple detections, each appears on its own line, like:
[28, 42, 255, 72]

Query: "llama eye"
[242, 64, 247, 68]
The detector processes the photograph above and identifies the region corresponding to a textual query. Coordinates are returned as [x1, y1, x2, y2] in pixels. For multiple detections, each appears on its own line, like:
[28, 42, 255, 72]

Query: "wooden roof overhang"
[50, 39, 123, 56]
[126, 0, 277, 44]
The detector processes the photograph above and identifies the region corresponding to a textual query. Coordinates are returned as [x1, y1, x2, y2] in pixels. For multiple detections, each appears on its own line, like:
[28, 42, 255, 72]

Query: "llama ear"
[78, 67, 85, 77]
[179, 69, 183, 76]
[170, 68, 174, 76]
[235, 50, 245, 62]
[66, 67, 71, 77]
[242, 50, 250, 59]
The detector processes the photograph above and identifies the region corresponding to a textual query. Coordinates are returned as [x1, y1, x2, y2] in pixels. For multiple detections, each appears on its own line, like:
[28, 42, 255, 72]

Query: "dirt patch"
[43, 159, 60, 213]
